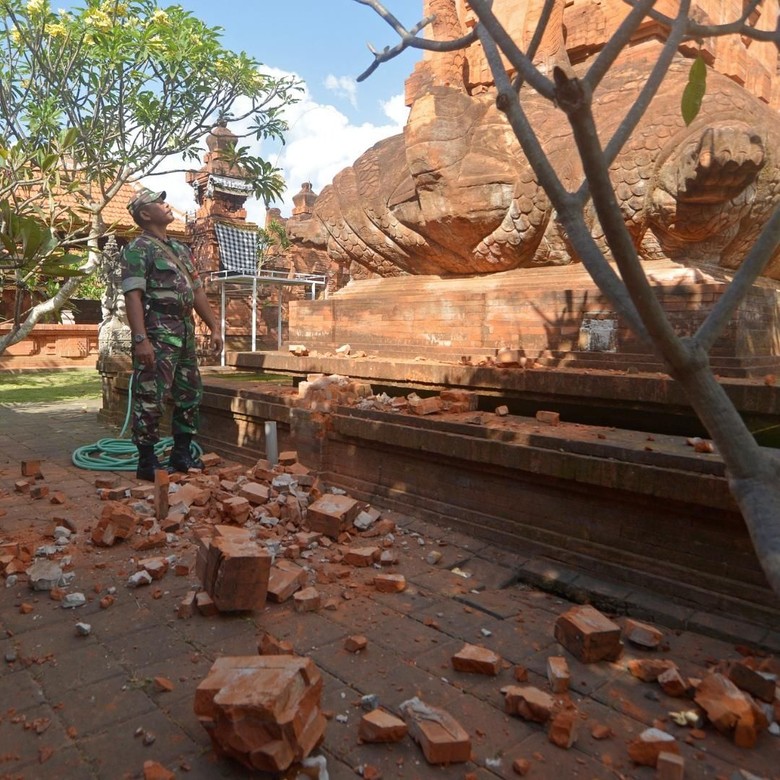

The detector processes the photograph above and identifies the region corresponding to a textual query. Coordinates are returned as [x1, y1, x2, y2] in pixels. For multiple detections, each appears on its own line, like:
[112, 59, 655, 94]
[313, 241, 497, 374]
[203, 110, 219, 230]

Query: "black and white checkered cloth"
[215, 222, 258, 275]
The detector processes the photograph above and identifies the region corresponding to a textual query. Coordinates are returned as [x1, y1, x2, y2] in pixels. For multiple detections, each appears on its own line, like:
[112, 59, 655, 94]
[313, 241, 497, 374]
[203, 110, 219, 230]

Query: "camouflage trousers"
[131, 337, 202, 445]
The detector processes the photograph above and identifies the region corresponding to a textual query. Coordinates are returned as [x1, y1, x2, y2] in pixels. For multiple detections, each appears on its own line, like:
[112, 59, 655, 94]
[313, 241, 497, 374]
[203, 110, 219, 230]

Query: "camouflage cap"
[127, 188, 166, 218]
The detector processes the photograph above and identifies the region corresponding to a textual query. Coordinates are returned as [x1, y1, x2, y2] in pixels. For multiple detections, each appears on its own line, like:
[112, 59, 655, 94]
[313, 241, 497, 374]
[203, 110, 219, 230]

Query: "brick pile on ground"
[194, 655, 327, 772]
[289, 372, 482, 418]
[1, 451, 779, 778]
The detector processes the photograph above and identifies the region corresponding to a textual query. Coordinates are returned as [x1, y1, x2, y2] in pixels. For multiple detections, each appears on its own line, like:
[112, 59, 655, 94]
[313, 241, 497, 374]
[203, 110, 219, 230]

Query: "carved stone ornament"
[313, 0, 780, 280]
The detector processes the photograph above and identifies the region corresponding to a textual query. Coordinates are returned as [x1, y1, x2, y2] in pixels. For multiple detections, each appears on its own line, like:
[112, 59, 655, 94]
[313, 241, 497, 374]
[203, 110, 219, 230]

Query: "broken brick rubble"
[399, 697, 471, 765]
[194, 655, 326, 773]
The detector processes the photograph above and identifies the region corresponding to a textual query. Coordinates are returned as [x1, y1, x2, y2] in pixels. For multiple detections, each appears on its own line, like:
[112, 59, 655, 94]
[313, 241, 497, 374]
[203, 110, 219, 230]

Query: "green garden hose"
[71, 374, 202, 471]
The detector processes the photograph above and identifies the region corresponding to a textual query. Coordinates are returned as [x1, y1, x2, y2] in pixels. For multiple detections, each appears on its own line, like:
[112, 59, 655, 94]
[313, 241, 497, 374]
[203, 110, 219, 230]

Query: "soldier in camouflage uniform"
[121, 188, 222, 480]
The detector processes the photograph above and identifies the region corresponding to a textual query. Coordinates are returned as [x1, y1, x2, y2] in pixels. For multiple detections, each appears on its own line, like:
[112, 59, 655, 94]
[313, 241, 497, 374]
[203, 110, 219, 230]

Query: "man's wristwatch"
[132, 333, 147, 345]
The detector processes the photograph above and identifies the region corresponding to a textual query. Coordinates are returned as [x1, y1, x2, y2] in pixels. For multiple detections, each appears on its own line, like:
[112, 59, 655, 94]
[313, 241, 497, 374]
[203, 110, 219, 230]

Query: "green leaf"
[681, 55, 707, 126]
[60, 127, 79, 149]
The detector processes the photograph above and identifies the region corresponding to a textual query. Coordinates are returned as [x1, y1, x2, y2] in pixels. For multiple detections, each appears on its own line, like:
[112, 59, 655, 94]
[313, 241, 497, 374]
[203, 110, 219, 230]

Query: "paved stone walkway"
[0, 400, 778, 779]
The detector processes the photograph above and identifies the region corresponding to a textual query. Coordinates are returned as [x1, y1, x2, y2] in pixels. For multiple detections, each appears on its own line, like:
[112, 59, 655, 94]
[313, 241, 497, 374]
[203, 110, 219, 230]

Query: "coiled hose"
[71, 374, 202, 471]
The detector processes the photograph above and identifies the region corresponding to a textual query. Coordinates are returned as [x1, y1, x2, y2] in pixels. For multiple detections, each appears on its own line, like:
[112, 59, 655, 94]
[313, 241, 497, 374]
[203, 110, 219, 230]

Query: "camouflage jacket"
[121, 234, 202, 347]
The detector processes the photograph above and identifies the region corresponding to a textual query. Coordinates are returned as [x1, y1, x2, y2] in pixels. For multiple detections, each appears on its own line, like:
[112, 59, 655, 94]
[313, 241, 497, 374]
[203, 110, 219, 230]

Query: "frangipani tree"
[0, 0, 300, 352]
[355, 0, 780, 596]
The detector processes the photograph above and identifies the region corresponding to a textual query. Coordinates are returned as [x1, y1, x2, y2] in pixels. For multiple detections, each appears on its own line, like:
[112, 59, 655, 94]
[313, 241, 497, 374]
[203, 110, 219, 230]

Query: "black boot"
[169, 432, 204, 473]
[136, 443, 167, 482]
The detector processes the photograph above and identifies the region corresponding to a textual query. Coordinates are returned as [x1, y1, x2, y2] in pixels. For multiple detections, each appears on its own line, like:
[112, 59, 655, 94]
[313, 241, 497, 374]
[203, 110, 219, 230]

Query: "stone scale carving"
[313, 0, 780, 282]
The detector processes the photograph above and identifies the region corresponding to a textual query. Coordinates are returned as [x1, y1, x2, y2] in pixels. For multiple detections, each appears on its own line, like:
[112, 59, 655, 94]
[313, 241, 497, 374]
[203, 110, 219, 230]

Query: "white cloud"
[143, 67, 408, 226]
[381, 92, 409, 126]
[323, 74, 358, 109]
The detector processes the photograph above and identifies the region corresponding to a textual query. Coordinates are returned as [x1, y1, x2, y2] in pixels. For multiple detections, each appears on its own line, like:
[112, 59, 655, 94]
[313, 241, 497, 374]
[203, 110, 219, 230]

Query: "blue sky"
[175, 0, 423, 127]
[151, 0, 425, 220]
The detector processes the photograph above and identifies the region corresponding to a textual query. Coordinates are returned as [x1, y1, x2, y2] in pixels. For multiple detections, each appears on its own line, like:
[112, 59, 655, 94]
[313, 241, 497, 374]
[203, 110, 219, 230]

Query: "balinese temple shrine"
[185, 122, 327, 357]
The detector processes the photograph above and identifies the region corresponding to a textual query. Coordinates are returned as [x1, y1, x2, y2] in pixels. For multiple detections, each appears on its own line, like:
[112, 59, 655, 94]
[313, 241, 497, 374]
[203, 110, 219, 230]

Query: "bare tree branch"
[590, 0, 689, 178]
[478, 24, 647, 339]
[623, 0, 780, 42]
[468, 0, 555, 100]
[586, 0, 662, 91]
[356, 0, 780, 596]
[510, 0, 558, 91]
[354, 0, 477, 82]
[554, 68, 691, 369]
[695, 205, 780, 352]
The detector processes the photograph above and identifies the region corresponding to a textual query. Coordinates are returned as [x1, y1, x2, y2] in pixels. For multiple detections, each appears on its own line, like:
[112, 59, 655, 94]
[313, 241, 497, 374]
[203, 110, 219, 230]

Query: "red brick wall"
[289, 264, 780, 375]
[0, 324, 99, 370]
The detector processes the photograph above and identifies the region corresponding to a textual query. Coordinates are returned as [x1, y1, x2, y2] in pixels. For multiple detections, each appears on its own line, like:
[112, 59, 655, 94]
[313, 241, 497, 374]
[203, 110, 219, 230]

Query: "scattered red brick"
[513, 665, 529, 682]
[267, 561, 305, 603]
[91, 502, 138, 547]
[195, 591, 219, 617]
[400, 698, 471, 765]
[657, 667, 689, 697]
[153, 469, 169, 521]
[627, 728, 679, 767]
[257, 632, 294, 655]
[726, 660, 777, 703]
[177, 591, 197, 619]
[656, 750, 685, 780]
[512, 757, 531, 775]
[439, 389, 478, 413]
[201, 535, 271, 612]
[132, 531, 167, 551]
[138, 557, 169, 580]
[694, 673, 768, 747]
[306, 494, 360, 538]
[200, 452, 223, 469]
[373, 573, 406, 593]
[278, 450, 298, 466]
[358, 709, 408, 743]
[624, 618, 663, 649]
[30, 484, 49, 500]
[451, 644, 501, 676]
[502, 686, 557, 723]
[153, 677, 174, 693]
[407, 394, 442, 416]
[546, 656, 570, 693]
[535, 410, 560, 425]
[554, 605, 622, 663]
[194, 655, 326, 773]
[221, 495, 251, 524]
[21, 460, 42, 477]
[627, 658, 678, 682]
[548, 707, 578, 749]
[344, 635, 368, 653]
[293, 586, 321, 613]
[143, 759, 175, 780]
[239, 481, 270, 506]
[344, 546, 380, 567]
[14, 479, 31, 493]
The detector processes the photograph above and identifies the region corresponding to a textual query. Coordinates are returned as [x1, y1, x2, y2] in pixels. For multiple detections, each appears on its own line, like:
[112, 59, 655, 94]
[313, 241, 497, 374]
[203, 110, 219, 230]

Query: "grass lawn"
[0, 368, 290, 405]
[0, 370, 102, 404]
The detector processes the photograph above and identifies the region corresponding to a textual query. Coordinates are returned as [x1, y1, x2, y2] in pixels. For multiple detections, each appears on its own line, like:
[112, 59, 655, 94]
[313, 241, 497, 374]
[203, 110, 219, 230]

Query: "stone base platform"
[231, 352, 780, 446]
[207, 380, 780, 627]
[99, 368, 780, 629]
[288, 261, 780, 377]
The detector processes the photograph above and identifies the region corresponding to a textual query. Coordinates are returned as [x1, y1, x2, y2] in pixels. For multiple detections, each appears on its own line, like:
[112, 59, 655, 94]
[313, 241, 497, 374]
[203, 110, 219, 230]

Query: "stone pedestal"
[287, 261, 780, 377]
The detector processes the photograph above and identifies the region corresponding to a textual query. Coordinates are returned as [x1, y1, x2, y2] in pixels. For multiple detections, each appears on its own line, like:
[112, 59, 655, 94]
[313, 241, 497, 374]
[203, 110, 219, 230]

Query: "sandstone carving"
[314, 0, 780, 281]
